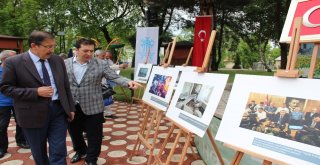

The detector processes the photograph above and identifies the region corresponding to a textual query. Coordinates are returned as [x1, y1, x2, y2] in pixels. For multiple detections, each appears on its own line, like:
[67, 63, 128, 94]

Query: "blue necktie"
[40, 59, 51, 86]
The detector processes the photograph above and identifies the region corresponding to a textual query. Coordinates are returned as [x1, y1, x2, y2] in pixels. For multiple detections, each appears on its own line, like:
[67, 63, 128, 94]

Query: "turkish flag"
[192, 16, 212, 67]
[280, 0, 320, 42]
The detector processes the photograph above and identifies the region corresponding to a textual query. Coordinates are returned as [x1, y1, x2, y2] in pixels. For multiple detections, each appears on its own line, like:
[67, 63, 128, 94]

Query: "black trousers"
[68, 104, 104, 163]
[0, 106, 27, 152]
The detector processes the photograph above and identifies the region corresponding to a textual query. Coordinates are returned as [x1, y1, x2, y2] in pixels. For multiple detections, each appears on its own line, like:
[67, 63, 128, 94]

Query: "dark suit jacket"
[304, 112, 320, 126]
[273, 113, 290, 125]
[0, 52, 75, 128]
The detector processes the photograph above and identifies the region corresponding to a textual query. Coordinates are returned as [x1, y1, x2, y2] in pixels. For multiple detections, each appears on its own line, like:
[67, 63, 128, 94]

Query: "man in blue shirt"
[0, 50, 29, 158]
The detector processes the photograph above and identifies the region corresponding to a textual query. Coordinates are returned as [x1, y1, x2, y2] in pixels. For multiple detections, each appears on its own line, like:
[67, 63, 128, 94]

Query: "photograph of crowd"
[175, 82, 213, 118]
[149, 74, 172, 98]
[138, 67, 148, 77]
[239, 92, 320, 148]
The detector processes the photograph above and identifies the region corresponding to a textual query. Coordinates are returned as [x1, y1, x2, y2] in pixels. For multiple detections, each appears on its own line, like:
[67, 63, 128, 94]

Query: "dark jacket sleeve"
[0, 57, 39, 101]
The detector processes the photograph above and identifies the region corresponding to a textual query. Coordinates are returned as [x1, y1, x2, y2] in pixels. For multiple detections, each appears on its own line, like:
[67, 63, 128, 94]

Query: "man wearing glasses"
[0, 30, 75, 165]
[65, 38, 140, 165]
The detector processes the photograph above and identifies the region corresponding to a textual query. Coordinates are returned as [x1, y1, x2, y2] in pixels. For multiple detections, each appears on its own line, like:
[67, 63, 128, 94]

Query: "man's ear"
[30, 43, 38, 48]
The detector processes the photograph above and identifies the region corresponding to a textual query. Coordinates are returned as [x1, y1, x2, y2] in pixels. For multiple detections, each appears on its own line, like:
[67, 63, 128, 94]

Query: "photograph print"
[166, 71, 228, 137]
[216, 74, 320, 165]
[175, 82, 213, 118]
[138, 67, 148, 77]
[240, 92, 320, 148]
[149, 74, 172, 98]
[134, 63, 153, 83]
[142, 66, 179, 111]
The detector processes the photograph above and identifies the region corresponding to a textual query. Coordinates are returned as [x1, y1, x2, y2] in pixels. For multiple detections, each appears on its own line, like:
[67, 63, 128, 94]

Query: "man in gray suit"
[0, 31, 75, 165]
[65, 38, 140, 165]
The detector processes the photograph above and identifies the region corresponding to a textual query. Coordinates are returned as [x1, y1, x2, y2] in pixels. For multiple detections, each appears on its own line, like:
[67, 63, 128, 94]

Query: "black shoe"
[0, 150, 6, 158]
[104, 115, 117, 119]
[70, 152, 86, 163]
[85, 161, 97, 165]
[17, 142, 30, 149]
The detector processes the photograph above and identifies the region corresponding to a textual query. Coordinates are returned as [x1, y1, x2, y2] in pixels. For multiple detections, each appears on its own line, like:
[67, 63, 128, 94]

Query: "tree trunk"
[100, 26, 112, 43]
[275, 0, 290, 70]
[214, 9, 226, 71]
[280, 43, 288, 69]
[261, 40, 272, 72]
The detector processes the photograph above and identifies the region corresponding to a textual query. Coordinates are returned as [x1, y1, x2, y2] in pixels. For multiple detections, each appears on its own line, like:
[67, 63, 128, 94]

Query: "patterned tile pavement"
[0, 101, 205, 165]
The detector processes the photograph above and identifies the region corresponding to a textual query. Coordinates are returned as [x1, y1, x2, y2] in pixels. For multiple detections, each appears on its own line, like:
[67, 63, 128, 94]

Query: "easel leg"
[181, 132, 197, 159]
[165, 129, 182, 165]
[152, 123, 175, 165]
[231, 151, 244, 165]
[178, 132, 192, 165]
[139, 102, 146, 117]
[263, 160, 272, 165]
[129, 105, 150, 160]
[187, 136, 198, 159]
[119, 86, 130, 103]
[308, 44, 319, 79]
[207, 129, 224, 165]
[136, 107, 156, 153]
[147, 112, 163, 165]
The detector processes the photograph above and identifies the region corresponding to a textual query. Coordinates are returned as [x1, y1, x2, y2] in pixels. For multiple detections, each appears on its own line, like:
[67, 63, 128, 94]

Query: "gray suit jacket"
[64, 57, 130, 115]
[0, 52, 76, 128]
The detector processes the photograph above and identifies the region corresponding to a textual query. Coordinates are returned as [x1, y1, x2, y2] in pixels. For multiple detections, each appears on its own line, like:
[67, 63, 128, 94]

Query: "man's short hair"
[0, 50, 16, 60]
[28, 30, 54, 47]
[95, 49, 105, 56]
[74, 38, 96, 48]
[105, 50, 113, 55]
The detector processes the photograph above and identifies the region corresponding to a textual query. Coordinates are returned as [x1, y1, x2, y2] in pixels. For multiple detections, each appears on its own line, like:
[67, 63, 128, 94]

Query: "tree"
[66, 0, 141, 44]
[228, 0, 290, 71]
[199, 0, 250, 71]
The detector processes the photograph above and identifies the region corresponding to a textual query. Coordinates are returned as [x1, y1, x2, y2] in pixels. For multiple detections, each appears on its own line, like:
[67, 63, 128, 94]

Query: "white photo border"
[166, 72, 228, 137]
[216, 74, 320, 165]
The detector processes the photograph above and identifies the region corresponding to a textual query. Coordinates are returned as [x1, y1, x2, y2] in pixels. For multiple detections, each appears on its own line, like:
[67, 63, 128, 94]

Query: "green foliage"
[296, 56, 320, 78]
[113, 68, 133, 102]
[236, 40, 259, 69]
[213, 70, 274, 83]
[270, 47, 281, 61]
[176, 27, 194, 42]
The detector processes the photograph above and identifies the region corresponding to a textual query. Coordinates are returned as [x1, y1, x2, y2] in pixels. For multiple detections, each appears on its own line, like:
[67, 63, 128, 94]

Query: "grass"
[113, 68, 274, 101]
[113, 68, 134, 102]
[212, 69, 274, 83]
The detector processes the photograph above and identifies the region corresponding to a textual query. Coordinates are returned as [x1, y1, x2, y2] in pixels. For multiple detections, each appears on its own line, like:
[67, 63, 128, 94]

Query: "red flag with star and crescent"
[192, 16, 212, 67]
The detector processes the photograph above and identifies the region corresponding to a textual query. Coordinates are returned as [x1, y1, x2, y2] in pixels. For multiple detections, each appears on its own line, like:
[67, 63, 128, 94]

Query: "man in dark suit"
[304, 107, 320, 126]
[273, 109, 290, 126]
[0, 31, 75, 165]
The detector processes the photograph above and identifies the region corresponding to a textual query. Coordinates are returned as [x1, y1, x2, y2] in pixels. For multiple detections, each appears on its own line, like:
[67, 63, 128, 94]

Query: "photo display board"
[166, 72, 228, 137]
[142, 66, 179, 111]
[216, 74, 320, 165]
[134, 63, 153, 83]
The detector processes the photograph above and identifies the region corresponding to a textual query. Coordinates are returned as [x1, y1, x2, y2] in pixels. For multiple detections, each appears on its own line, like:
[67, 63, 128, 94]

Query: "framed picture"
[216, 74, 320, 165]
[142, 66, 179, 111]
[280, 0, 320, 43]
[134, 63, 153, 83]
[174, 66, 197, 88]
[166, 72, 228, 137]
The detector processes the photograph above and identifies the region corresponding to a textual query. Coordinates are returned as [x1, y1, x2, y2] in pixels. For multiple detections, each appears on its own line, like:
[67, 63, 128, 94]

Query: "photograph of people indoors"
[240, 92, 320, 147]
[175, 82, 213, 118]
